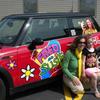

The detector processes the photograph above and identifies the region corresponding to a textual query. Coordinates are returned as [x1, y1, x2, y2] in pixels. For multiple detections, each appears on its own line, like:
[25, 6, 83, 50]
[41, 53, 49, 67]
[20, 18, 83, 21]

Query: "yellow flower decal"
[21, 65, 35, 81]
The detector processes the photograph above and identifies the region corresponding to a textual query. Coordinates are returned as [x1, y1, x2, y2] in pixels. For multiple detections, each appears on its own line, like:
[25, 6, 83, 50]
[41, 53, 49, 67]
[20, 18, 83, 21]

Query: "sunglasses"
[87, 53, 96, 58]
[87, 42, 93, 44]
[79, 41, 86, 44]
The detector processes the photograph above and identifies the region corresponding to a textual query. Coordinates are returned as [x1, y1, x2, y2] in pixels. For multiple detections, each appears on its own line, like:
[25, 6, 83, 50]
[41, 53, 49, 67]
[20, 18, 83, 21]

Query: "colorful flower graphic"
[21, 65, 35, 81]
[7, 60, 17, 69]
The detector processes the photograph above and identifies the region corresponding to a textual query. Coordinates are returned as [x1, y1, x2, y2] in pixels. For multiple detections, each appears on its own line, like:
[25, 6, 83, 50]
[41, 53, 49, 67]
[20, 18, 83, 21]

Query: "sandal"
[95, 91, 100, 98]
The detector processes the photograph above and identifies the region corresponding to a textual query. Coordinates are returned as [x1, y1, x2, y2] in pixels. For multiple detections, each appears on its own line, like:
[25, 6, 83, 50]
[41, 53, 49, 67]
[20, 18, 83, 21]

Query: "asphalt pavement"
[8, 79, 100, 100]
[11, 79, 65, 100]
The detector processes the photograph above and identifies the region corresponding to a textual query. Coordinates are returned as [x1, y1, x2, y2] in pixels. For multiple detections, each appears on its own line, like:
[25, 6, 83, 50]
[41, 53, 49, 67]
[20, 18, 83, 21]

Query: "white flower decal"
[21, 65, 35, 81]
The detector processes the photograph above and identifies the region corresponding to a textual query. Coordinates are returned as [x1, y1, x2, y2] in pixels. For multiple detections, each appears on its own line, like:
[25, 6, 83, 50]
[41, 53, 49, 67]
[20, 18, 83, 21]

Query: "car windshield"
[0, 18, 26, 45]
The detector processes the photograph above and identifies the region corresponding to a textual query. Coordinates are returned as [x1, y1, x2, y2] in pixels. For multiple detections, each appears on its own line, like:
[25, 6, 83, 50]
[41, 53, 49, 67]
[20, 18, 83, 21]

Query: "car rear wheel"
[0, 79, 6, 100]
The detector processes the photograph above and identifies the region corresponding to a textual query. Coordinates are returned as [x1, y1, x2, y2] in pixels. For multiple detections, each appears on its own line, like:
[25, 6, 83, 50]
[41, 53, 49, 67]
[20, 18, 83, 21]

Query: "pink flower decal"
[7, 60, 17, 69]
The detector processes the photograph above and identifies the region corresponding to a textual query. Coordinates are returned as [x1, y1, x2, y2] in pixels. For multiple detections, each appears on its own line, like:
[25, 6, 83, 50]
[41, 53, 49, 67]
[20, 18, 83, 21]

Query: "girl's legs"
[90, 73, 100, 98]
[96, 72, 100, 85]
[90, 73, 98, 91]
[85, 68, 100, 98]
[85, 67, 100, 85]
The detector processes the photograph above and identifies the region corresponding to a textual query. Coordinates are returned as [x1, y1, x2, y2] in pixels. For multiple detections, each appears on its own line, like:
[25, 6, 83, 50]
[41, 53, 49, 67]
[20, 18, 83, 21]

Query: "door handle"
[0, 56, 12, 60]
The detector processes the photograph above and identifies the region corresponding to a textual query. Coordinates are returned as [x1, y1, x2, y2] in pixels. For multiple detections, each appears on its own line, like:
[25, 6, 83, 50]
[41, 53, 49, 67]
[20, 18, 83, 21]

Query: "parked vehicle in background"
[0, 12, 100, 100]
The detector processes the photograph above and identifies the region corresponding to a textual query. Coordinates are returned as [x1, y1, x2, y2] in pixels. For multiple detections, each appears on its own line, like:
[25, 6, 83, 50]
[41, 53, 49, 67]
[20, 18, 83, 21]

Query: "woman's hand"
[72, 77, 81, 86]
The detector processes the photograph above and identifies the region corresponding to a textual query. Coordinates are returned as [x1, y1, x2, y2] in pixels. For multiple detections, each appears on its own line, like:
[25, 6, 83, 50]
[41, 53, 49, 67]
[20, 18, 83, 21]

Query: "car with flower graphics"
[0, 12, 100, 100]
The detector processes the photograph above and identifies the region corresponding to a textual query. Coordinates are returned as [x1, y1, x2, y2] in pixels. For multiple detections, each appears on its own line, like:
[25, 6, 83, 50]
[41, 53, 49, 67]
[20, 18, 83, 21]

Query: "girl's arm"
[96, 55, 99, 68]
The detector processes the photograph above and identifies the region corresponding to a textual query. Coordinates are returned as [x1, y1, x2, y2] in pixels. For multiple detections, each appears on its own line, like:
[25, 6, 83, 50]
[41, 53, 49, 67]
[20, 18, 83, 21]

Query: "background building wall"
[0, 0, 23, 19]
[38, 0, 79, 13]
[23, 0, 37, 13]
[96, 0, 100, 25]
[0, 0, 100, 26]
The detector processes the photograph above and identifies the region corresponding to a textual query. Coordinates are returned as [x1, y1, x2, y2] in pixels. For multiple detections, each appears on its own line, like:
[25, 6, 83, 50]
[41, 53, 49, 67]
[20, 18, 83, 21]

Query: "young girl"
[82, 35, 100, 98]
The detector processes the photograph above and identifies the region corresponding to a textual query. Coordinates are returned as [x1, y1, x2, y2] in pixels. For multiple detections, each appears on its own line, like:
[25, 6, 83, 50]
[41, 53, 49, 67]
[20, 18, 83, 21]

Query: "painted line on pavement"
[64, 84, 84, 100]
[64, 85, 72, 100]
[74, 93, 84, 100]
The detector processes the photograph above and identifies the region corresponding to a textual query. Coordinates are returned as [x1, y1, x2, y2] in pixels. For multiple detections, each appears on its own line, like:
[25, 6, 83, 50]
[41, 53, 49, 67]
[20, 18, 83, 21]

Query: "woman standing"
[62, 35, 86, 94]
[84, 19, 97, 34]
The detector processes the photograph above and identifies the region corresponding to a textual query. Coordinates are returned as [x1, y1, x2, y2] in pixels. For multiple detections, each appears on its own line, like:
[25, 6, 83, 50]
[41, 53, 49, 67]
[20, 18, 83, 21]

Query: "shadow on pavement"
[8, 79, 64, 100]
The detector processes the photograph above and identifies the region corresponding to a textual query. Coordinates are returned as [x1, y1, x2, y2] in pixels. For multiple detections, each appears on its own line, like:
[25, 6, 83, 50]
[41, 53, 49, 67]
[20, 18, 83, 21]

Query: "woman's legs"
[63, 75, 84, 94]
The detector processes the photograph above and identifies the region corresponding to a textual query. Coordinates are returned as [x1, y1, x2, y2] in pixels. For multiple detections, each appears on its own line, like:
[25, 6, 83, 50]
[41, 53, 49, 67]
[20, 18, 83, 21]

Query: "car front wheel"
[0, 79, 6, 100]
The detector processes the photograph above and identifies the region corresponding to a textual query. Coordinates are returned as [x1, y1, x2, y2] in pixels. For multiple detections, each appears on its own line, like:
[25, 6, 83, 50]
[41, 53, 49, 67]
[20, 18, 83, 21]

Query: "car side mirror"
[28, 38, 44, 50]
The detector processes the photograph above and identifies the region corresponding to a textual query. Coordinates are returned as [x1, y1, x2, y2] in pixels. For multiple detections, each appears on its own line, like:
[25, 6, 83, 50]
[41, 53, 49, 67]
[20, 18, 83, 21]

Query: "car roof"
[5, 12, 91, 19]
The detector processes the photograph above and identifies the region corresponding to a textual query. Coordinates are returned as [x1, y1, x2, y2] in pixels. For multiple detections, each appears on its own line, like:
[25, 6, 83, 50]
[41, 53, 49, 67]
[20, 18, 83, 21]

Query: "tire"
[0, 79, 6, 100]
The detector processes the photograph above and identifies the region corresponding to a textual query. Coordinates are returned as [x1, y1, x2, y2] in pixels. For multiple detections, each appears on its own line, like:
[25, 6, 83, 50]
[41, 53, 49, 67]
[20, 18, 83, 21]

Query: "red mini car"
[0, 12, 100, 100]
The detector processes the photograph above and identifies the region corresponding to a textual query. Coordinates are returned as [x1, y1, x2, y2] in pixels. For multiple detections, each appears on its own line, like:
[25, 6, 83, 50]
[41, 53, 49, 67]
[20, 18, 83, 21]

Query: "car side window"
[70, 18, 86, 36]
[22, 17, 68, 45]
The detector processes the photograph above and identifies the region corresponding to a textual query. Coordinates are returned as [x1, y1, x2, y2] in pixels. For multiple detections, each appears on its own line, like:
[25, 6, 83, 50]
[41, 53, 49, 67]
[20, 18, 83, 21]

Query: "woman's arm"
[61, 51, 74, 80]
[82, 55, 86, 78]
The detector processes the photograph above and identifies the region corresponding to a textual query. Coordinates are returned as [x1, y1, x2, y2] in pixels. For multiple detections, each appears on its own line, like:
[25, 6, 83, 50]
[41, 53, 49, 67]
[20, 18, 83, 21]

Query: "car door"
[16, 16, 75, 87]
